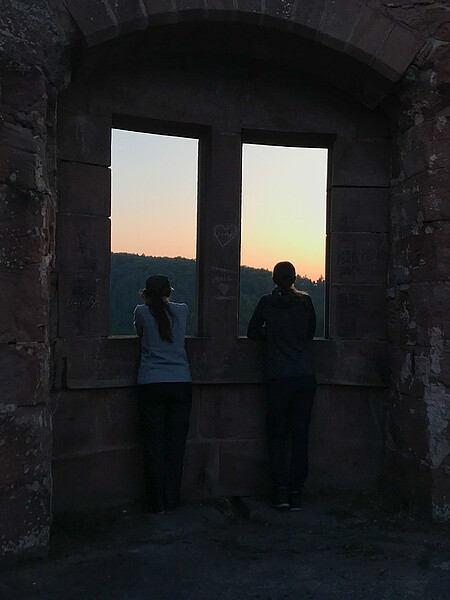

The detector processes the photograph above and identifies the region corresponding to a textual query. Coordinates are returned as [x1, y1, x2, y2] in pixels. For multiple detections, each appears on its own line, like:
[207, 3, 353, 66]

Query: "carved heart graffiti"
[214, 224, 237, 247]
[218, 282, 230, 295]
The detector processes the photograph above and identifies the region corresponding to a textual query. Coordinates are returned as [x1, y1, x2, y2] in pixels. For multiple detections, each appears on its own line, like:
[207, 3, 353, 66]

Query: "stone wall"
[377, 1, 450, 518]
[49, 45, 390, 513]
[0, 0, 448, 559]
[52, 383, 385, 512]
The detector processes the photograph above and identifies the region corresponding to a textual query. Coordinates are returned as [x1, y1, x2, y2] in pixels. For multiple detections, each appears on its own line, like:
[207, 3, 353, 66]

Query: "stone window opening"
[107, 121, 333, 341]
[240, 140, 329, 338]
[52, 58, 391, 517]
[109, 126, 199, 337]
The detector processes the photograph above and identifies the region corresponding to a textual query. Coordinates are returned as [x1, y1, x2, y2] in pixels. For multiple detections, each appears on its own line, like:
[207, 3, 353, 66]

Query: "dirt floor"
[1, 493, 450, 600]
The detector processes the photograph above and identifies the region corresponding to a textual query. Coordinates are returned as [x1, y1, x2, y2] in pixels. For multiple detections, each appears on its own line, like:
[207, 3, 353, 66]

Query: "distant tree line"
[110, 253, 325, 337]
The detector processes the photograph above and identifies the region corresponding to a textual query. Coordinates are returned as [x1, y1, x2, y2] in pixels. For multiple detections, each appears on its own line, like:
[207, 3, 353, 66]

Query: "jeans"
[267, 375, 316, 493]
[138, 382, 192, 512]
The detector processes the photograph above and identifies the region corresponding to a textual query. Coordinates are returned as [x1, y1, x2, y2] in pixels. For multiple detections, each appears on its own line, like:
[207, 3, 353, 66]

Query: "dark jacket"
[247, 288, 316, 379]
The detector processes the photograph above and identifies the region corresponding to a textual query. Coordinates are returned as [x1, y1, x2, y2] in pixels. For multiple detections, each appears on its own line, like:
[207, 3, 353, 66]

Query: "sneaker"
[289, 491, 301, 512]
[272, 488, 289, 509]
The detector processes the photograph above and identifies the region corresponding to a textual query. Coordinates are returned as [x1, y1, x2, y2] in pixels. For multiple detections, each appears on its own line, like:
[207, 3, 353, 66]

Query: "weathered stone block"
[218, 440, 270, 496]
[199, 384, 266, 439]
[312, 340, 390, 387]
[432, 469, 450, 521]
[408, 282, 450, 342]
[330, 187, 388, 233]
[317, 0, 364, 52]
[174, 0, 207, 22]
[332, 139, 390, 187]
[235, 0, 262, 18]
[56, 213, 111, 274]
[110, 0, 148, 34]
[52, 389, 140, 458]
[176, 0, 206, 12]
[307, 385, 384, 491]
[63, 0, 119, 46]
[383, 449, 432, 516]
[386, 395, 429, 460]
[57, 110, 111, 166]
[329, 285, 386, 340]
[0, 343, 49, 406]
[0, 401, 51, 556]
[392, 222, 450, 284]
[206, 0, 235, 12]
[0, 269, 48, 344]
[0, 122, 47, 191]
[418, 168, 450, 222]
[143, 0, 178, 23]
[292, 0, 327, 39]
[389, 346, 425, 398]
[347, 6, 393, 63]
[375, 24, 425, 81]
[58, 162, 111, 216]
[1, 66, 47, 130]
[330, 233, 388, 284]
[263, 0, 295, 21]
[52, 447, 143, 513]
[182, 441, 217, 499]
[402, 145, 427, 179]
[0, 121, 45, 156]
[57, 274, 110, 338]
[0, 185, 52, 269]
[0, 405, 51, 487]
[58, 336, 141, 389]
[0, 480, 51, 558]
[0, 146, 39, 190]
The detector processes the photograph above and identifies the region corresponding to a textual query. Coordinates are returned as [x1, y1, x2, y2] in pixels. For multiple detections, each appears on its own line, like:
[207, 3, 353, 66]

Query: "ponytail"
[141, 290, 173, 342]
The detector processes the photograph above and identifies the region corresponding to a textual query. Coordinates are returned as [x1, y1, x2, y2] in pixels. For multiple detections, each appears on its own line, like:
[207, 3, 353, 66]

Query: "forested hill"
[110, 253, 325, 336]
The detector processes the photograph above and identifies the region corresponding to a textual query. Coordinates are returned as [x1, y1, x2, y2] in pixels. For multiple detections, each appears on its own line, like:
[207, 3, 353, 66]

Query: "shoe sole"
[272, 503, 289, 509]
[289, 507, 301, 512]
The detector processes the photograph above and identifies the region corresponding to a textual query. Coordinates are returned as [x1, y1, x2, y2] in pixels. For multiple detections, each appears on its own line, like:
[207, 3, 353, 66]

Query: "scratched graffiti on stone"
[337, 248, 378, 266]
[214, 225, 237, 247]
[211, 266, 235, 296]
[66, 294, 99, 309]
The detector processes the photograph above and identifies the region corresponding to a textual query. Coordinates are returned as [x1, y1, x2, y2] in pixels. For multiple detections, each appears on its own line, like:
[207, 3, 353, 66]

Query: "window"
[240, 143, 328, 336]
[109, 129, 199, 335]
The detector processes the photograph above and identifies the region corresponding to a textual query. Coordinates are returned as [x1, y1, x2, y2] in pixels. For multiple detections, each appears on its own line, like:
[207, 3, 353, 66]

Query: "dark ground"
[1, 494, 450, 600]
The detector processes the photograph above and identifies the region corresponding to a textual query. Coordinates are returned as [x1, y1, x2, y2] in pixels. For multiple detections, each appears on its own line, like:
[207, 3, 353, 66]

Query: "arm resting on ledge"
[247, 297, 267, 341]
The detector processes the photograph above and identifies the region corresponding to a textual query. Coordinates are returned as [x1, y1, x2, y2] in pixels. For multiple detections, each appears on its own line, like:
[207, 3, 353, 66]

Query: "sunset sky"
[111, 129, 327, 281]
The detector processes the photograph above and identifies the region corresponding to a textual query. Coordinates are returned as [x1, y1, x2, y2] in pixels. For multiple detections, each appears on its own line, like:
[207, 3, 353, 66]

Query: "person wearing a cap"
[247, 261, 316, 512]
[133, 274, 192, 514]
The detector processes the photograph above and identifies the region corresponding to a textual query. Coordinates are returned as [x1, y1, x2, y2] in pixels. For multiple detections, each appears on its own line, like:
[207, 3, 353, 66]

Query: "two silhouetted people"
[134, 261, 316, 514]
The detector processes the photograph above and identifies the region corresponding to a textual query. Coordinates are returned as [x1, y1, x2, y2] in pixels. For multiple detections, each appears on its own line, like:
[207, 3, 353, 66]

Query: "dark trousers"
[267, 376, 316, 493]
[138, 382, 192, 512]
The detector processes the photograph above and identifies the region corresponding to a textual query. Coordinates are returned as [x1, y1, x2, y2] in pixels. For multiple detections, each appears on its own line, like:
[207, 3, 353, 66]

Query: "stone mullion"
[196, 130, 242, 338]
[56, 108, 112, 338]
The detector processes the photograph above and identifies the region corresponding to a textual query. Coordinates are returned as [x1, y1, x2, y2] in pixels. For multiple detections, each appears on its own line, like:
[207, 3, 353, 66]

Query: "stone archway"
[3, 0, 446, 562]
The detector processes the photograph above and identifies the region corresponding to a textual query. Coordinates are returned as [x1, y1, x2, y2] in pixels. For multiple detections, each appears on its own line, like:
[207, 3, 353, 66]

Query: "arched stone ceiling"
[62, 0, 425, 97]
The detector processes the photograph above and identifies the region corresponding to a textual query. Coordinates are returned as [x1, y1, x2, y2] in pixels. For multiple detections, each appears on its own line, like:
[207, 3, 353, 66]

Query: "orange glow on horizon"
[241, 144, 327, 282]
[111, 132, 327, 282]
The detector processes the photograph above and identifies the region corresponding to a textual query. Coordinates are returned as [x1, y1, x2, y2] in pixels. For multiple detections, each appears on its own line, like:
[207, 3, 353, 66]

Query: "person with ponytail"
[247, 261, 316, 512]
[133, 274, 192, 514]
